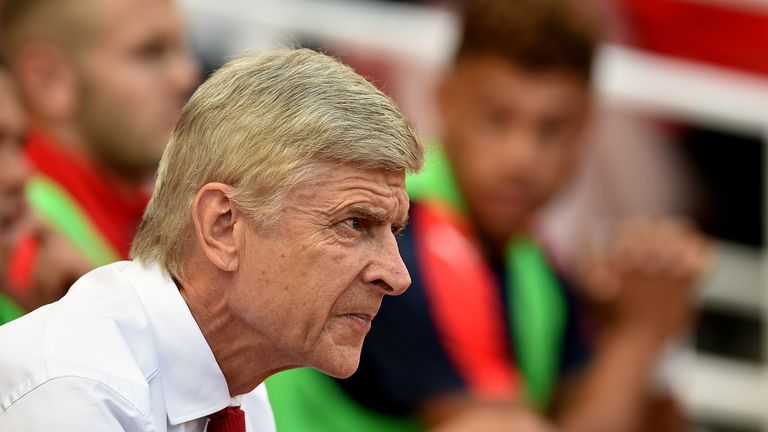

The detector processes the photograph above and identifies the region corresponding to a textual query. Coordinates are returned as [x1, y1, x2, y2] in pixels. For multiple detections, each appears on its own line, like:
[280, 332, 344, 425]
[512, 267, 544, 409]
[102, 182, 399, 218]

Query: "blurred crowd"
[1, 0, 760, 430]
[0, 0, 198, 317]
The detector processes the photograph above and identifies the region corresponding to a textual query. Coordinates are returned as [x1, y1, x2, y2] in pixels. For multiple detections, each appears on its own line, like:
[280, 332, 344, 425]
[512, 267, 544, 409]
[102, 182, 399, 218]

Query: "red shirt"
[9, 129, 150, 294]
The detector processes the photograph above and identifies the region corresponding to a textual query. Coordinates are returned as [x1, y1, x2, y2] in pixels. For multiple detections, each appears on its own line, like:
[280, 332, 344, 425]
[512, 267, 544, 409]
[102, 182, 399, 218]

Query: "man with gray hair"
[0, 48, 424, 432]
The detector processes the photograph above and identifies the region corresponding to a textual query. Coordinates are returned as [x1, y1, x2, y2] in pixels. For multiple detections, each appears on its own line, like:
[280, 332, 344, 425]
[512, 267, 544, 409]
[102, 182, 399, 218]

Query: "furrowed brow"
[345, 204, 409, 233]
[346, 205, 388, 224]
[393, 213, 410, 234]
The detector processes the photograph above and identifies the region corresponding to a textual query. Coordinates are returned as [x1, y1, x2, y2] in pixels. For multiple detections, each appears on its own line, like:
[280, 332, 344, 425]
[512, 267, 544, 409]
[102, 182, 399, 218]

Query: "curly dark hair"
[457, 0, 601, 81]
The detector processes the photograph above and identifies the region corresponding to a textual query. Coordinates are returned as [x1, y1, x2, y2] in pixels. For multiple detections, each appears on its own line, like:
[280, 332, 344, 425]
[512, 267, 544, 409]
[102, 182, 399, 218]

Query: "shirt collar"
[125, 260, 232, 424]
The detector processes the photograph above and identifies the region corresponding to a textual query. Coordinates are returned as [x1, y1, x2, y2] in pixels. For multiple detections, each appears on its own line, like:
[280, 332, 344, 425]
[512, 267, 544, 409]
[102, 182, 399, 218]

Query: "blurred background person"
[266, 0, 710, 431]
[0, 0, 199, 311]
[0, 62, 30, 325]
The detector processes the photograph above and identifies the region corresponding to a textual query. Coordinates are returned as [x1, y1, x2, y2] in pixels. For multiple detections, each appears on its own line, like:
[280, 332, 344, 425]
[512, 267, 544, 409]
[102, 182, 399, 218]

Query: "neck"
[176, 267, 294, 396]
[32, 119, 89, 158]
[31, 119, 151, 187]
[477, 221, 536, 259]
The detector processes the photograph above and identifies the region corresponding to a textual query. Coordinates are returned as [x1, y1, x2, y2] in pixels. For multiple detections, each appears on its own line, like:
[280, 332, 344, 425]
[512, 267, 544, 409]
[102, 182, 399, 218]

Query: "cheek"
[302, 248, 367, 326]
[229, 259, 316, 350]
[113, 70, 162, 112]
[258, 246, 348, 325]
[82, 72, 142, 123]
[453, 146, 503, 191]
[95, 53, 166, 110]
[539, 147, 578, 188]
[308, 249, 359, 301]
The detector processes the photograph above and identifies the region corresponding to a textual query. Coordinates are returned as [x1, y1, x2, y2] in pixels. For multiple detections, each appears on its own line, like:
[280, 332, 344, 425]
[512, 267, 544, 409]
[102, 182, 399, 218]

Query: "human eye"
[132, 36, 170, 65]
[485, 108, 509, 129]
[539, 117, 570, 144]
[343, 217, 364, 231]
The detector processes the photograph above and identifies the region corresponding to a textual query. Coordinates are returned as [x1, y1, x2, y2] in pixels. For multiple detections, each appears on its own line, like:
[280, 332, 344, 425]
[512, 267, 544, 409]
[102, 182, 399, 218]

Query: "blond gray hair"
[131, 48, 423, 278]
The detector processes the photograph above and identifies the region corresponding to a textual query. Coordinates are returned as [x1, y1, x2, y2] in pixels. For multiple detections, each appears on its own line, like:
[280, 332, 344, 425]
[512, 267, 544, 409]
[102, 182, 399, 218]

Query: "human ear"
[191, 183, 241, 272]
[14, 43, 78, 122]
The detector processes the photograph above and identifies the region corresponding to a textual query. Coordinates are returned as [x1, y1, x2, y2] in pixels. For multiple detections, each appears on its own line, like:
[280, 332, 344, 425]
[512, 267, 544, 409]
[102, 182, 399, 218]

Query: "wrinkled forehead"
[310, 161, 406, 190]
[291, 162, 408, 216]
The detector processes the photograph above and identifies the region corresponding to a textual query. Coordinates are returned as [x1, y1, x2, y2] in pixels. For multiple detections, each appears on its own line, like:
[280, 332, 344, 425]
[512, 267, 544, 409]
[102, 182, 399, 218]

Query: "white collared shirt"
[0, 261, 276, 432]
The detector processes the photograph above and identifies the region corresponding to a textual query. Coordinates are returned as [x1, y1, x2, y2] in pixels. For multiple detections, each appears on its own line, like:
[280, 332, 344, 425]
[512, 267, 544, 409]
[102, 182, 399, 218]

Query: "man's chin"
[310, 345, 362, 379]
[476, 210, 533, 240]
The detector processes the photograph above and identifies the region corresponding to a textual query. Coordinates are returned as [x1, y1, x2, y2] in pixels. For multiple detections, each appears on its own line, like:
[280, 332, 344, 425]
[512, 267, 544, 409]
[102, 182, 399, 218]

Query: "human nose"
[500, 129, 539, 174]
[504, 133, 536, 169]
[362, 233, 411, 296]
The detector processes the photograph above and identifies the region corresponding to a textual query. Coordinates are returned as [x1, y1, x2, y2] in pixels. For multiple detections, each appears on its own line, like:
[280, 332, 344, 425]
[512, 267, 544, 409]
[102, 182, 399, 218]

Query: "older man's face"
[231, 165, 411, 378]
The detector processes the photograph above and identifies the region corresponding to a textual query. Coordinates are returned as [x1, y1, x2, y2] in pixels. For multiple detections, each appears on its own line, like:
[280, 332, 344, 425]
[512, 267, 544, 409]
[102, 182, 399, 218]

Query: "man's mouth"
[340, 313, 374, 333]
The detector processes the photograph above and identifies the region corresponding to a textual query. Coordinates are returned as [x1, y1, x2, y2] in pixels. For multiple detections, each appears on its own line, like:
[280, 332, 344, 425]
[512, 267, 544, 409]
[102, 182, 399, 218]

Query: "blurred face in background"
[0, 72, 29, 272]
[438, 55, 590, 247]
[75, 0, 199, 181]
